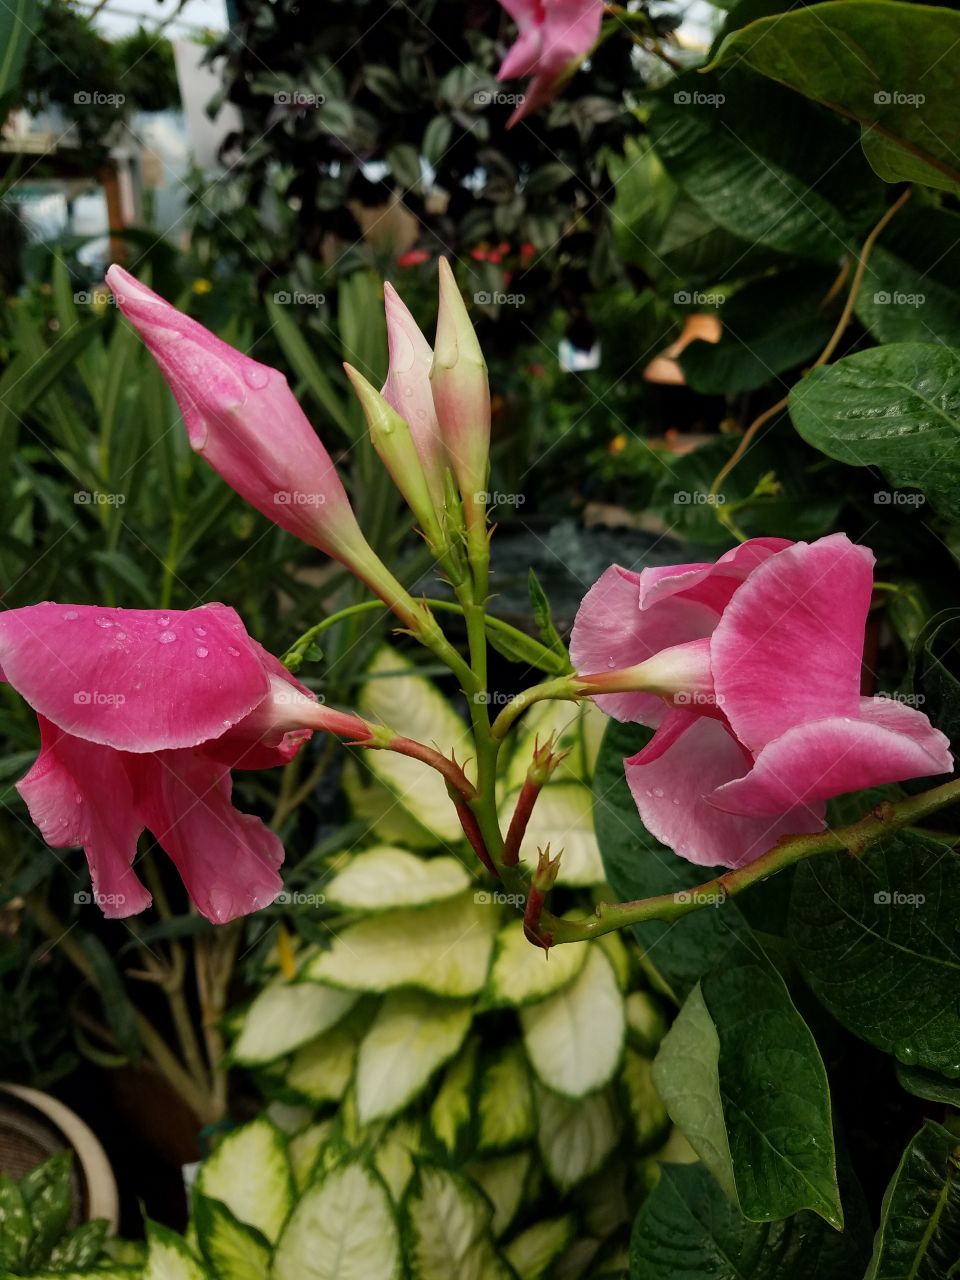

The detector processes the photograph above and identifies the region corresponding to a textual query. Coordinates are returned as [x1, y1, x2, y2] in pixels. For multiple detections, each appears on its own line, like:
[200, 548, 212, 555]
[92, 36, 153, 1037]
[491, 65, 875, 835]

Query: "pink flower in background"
[572, 534, 952, 868]
[1, 603, 369, 922]
[496, 0, 605, 125]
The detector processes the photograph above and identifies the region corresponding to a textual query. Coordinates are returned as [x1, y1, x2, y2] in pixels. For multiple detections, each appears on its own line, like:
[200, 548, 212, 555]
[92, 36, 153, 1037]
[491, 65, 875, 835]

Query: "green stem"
[490, 675, 579, 740]
[543, 777, 960, 945]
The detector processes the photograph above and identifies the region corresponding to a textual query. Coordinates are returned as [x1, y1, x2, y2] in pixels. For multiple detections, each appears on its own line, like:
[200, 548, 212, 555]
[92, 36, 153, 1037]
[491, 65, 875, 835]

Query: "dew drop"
[196, 646, 209, 658]
[63, 610, 78, 621]
[74, 792, 83, 805]
[607, 657, 616, 669]
[672, 798, 681, 806]
[244, 365, 269, 389]
[158, 631, 177, 645]
[115, 630, 127, 640]
[157, 615, 171, 627]
[227, 646, 241, 657]
[193, 625, 207, 637]
[95, 616, 113, 628]
[894, 1042, 918, 1065]
[652, 786, 665, 798]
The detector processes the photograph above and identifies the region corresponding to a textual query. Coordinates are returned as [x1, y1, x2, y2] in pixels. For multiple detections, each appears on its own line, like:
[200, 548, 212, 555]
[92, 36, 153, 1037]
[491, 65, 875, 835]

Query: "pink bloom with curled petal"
[497, 0, 604, 126]
[1, 602, 370, 923]
[571, 533, 953, 869]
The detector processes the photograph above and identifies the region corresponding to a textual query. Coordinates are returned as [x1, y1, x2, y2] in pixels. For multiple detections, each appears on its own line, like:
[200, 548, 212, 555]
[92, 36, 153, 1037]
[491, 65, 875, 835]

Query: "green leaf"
[621, 1048, 670, 1153]
[624, 991, 669, 1057]
[45, 1219, 108, 1270]
[630, 1161, 870, 1280]
[232, 981, 359, 1066]
[527, 570, 570, 669]
[709, 0, 960, 193]
[423, 116, 453, 167]
[322, 846, 471, 913]
[356, 990, 473, 1124]
[79, 935, 142, 1065]
[194, 1118, 294, 1245]
[0, 0, 40, 108]
[477, 1044, 536, 1153]
[481, 919, 588, 1009]
[429, 1037, 479, 1157]
[912, 610, 960, 745]
[402, 1165, 515, 1280]
[593, 720, 751, 1000]
[866, 1122, 960, 1280]
[897, 1062, 960, 1109]
[0, 1175, 33, 1271]
[144, 1219, 213, 1280]
[284, 1019, 363, 1105]
[464, 1153, 531, 1239]
[504, 1216, 575, 1280]
[790, 341, 960, 518]
[193, 1193, 272, 1280]
[789, 833, 960, 1073]
[304, 892, 500, 998]
[853, 206, 960, 346]
[648, 67, 883, 262]
[534, 1085, 619, 1191]
[20, 1151, 73, 1269]
[519, 948, 625, 1098]
[272, 1161, 401, 1280]
[265, 296, 354, 438]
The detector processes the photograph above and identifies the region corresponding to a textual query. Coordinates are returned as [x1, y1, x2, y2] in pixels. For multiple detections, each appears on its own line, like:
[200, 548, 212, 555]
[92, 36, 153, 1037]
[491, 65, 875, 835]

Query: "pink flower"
[1, 603, 369, 922]
[105, 265, 378, 578]
[497, 0, 604, 125]
[571, 534, 952, 868]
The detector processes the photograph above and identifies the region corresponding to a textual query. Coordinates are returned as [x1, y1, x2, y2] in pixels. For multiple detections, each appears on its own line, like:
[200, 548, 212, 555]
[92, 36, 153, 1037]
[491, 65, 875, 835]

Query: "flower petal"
[381, 283, 448, 506]
[637, 537, 792, 612]
[711, 533, 875, 753]
[624, 717, 824, 869]
[570, 565, 718, 724]
[710, 697, 953, 817]
[17, 717, 150, 917]
[131, 751, 284, 923]
[0, 603, 270, 753]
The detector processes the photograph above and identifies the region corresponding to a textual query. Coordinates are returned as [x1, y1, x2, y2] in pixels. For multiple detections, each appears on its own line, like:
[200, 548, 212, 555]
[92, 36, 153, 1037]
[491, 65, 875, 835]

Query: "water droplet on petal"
[652, 786, 665, 798]
[196, 646, 209, 658]
[63, 610, 78, 621]
[672, 798, 680, 806]
[115, 630, 126, 640]
[607, 657, 616, 668]
[227, 646, 240, 657]
[74, 792, 83, 805]
[95, 616, 113, 628]
[193, 625, 207, 637]
[243, 365, 269, 389]
[158, 631, 177, 644]
[157, 615, 171, 627]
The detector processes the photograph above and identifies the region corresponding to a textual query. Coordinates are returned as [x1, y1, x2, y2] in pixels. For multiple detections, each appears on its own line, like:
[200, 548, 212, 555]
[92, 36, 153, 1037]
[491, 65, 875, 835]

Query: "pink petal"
[570, 565, 718, 724]
[381, 284, 448, 505]
[625, 717, 824, 869]
[637, 538, 792, 612]
[106, 266, 368, 565]
[0, 603, 270, 754]
[710, 697, 953, 818]
[499, 27, 543, 80]
[17, 718, 151, 917]
[711, 533, 875, 753]
[130, 751, 284, 924]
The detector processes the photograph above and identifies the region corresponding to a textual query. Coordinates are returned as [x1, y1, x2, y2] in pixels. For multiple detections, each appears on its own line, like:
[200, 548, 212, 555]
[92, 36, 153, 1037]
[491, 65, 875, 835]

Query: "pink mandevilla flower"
[496, 0, 605, 125]
[571, 534, 953, 868]
[1, 603, 368, 922]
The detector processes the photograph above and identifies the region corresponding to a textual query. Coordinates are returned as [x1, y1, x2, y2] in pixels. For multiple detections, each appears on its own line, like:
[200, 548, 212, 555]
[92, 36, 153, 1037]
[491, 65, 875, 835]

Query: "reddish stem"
[451, 794, 500, 878]
[373, 736, 476, 801]
[503, 777, 540, 867]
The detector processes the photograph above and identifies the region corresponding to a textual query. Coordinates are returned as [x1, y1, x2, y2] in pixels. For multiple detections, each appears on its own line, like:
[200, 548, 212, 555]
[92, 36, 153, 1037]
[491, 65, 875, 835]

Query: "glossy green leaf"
[866, 1122, 960, 1280]
[789, 342, 960, 517]
[789, 833, 960, 1074]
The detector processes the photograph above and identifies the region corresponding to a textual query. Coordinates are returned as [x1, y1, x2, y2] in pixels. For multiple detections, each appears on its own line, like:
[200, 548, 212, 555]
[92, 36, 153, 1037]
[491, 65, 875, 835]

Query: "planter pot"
[0, 1082, 119, 1231]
